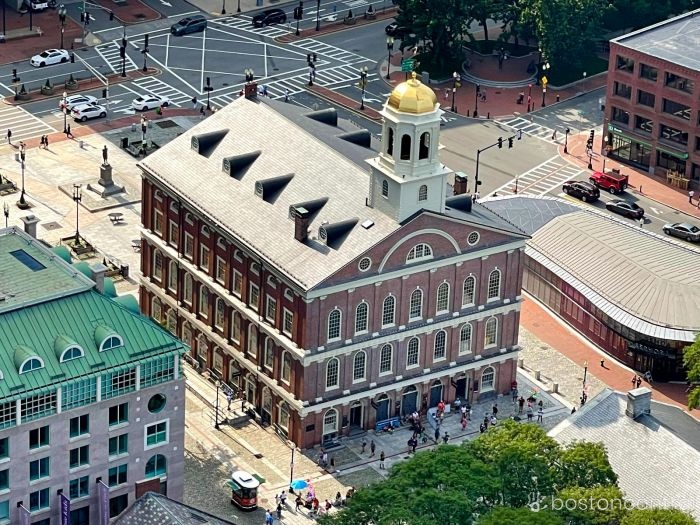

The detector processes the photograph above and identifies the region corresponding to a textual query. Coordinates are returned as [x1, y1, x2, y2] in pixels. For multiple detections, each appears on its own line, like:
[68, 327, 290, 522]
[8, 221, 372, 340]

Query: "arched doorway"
[245, 374, 257, 410]
[429, 380, 443, 408]
[261, 387, 272, 425]
[375, 394, 390, 421]
[349, 401, 363, 430]
[454, 373, 469, 402]
[322, 409, 339, 446]
[402, 386, 418, 416]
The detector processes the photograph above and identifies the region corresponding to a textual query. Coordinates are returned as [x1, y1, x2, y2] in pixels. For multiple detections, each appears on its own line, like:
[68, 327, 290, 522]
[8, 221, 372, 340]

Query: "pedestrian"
[265, 509, 273, 525]
[322, 451, 328, 467]
[518, 396, 525, 414]
[639, 217, 644, 228]
[460, 404, 467, 418]
[511, 388, 518, 402]
[631, 375, 637, 388]
[492, 403, 498, 417]
[276, 502, 283, 520]
[6, 129, 11, 145]
[411, 438, 417, 453]
[571, 406, 577, 414]
[156, 105, 163, 115]
[284, 88, 289, 102]
[483, 415, 489, 429]
[479, 422, 486, 433]
[600, 359, 605, 368]
[434, 426, 440, 443]
[689, 190, 695, 204]
[369, 439, 375, 457]
[227, 391, 233, 410]
[192, 96, 198, 109]
[295, 496, 302, 512]
[526, 405, 533, 421]
[66, 124, 72, 138]
[442, 432, 449, 444]
[361, 437, 367, 453]
[44, 135, 49, 149]
[537, 407, 544, 423]
[636, 376, 642, 388]
[200, 106, 206, 117]
[552, 129, 557, 141]
[444, 88, 449, 100]
[379, 450, 385, 468]
[461, 417, 467, 431]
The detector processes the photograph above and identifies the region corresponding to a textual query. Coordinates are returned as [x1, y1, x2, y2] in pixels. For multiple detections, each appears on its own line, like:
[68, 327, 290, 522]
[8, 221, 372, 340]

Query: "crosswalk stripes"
[0, 105, 56, 143]
[490, 155, 587, 197]
[499, 116, 557, 143]
[290, 38, 369, 64]
[129, 77, 191, 107]
[345, 0, 369, 6]
[313, 64, 377, 87]
[95, 42, 137, 75]
[211, 15, 292, 39]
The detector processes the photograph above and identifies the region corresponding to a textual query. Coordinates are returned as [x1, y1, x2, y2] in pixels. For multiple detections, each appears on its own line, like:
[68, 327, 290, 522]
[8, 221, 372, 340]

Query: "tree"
[477, 506, 564, 525]
[558, 441, 618, 489]
[683, 334, 700, 410]
[621, 508, 698, 525]
[466, 0, 507, 44]
[555, 485, 627, 525]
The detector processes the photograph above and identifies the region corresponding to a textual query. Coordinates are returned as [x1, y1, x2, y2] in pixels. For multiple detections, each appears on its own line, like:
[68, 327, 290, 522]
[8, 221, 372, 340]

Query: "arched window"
[215, 298, 225, 329]
[327, 309, 342, 341]
[433, 330, 446, 360]
[60, 346, 84, 362]
[278, 401, 290, 431]
[353, 351, 366, 382]
[400, 134, 411, 160]
[281, 351, 292, 383]
[487, 269, 501, 300]
[197, 335, 208, 360]
[409, 289, 423, 320]
[406, 338, 420, 367]
[381, 180, 389, 198]
[485, 317, 498, 347]
[382, 295, 395, 327]
[323, 409, 338, 436]
[387, 127, 394, 156]
[183, 274, 193, 304]
[462, 276, 476, 307]
[355, 302, 369, 334]
[199, 286, 209, 317]
[231, 312, 241, 344]
[145, 454, 167, 478]
[379, 344, 392, 374]
[247, 324, 258, 356]
[181, 322, 193, 347]
[99, 335, 124, 352]
[481, 366, 495, 392]
[152, 250, 163, 281]
[151, 296, 162, 323]
[436, 282, 450, 314]
[166, 310, 177, 334]
[459, 324, 472, 355]
[264, 337, 274, 369]
[419, 132, 430, 159]
[326, 358, 339, 389]
[19, 357, 44, 374]
[418, 184, 428, 202]
[406, 243, 433, 263]
[168, 260, 178, 291]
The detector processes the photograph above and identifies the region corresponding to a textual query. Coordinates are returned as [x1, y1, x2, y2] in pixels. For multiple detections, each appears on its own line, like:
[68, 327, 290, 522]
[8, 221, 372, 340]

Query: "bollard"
[534, 370, 541, 381]
[487, 112, 490, 119]
[148, 119, 153, 129]
[79, 140, 84, 149]
[517, 358, 524, 368]
[552, 383, 559, 393]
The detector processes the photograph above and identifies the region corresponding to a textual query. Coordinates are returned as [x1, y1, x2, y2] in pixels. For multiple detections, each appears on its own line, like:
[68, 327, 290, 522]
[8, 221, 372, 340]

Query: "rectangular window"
[659, 124, 688, 145]
[656, 151, 686, 173]
[21, 392, 57, 422]
[184, 232, 194, 259]
[108, 464, 128, 487]
[200, 244, 210, 271]
[62, 378, 97, 411]
[69, 414, 89, 438]
[0, 403, 15, 431]
[0, 438, 7, 459]
[101, 368, 137, 400]
[233, 270, 243, 297]
[141, 355, 175, 388]
[265, 295, 277, 323]
[0, 469, 8, 490]
[215, 256, 226, 284]
[283, 309, 293, 336]
[108, 434, 128, 457]
[611, 106, 629, 125]
[662, 98, 691, 120]
[69, 475, 89, 499]
[110, 494, 129, 519]
[615, 55, 634, 72]
[145, 421, 169, 447]
[665, 72, 693, 94]
[29, 488, 50, 511]
[168, 220, 179, 247]
[249, 283, 259, 312]
[634, 115, 653, 134]
[109, 403, 129, 427]
[637, 89, 655, 108]
[153, 209, 163, 235]
[29, 457, 50, 481]
[639, 63, 657, 82]
[69, 445, 89, 469]
[29, 426, 49, 449]
[0, 501, 8, 521]
[613, 81, 631, 99]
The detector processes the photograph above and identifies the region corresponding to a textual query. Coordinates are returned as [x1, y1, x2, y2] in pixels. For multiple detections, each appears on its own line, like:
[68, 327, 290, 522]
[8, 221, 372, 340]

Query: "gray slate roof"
[550, 389, 700, 520]
[114, 492, 235, 525]
[613, 8, 700, 72]
[139, 96, 400, 291]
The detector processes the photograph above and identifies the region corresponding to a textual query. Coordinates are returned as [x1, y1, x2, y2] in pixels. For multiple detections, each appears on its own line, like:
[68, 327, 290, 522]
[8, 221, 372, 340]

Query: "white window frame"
[481, 366, 495, 392]
[462, 275, 476, 307]
[406, 338, 420, 368]
[214, 298, 225, 330]
[199, 286, 209, 318]
[168, 260, 178, 292]
[433, 330, 447, 361]
[352, 351, 366, 383]
[152, 250, 163, 282]
[418, 184, 428, 202]
[409, 289, 423, 321]
[355, 302, 369, 334]
[487, 269, 501, 301]
[153, 209, 163, 235]
[484, 317, 498, 348]
[327, 308, 342, 342]
[382, 295, 396, 328]
[183, 274, 193, 305]
[281, 352, 292, 384]
[249, 283, 260, 312]
[459, 323, 472, 355]
[247, 324, 258, 356]
[184, 232, 194, 260]
[323, 409, 338, 435]
[406, 243, 433, 263]
[325, 358, 340, 390]
[215, 256, 226, 284]
[265, 295, 277, 324]
[233, 269, 242, 297]
[379, 344, 392, 375]
[264, 338, 274, 370]
[168, 220, 178, 247]
[282, 308, 293, 337]
[144, 419, 169, 451]
[199, 244, 210, 271]
[436, 282, 450, 314]
[231, 313, 241, 344]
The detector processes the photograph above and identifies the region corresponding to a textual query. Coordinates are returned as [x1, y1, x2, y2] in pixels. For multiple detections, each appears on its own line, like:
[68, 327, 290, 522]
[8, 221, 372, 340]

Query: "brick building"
[138, 76, 528, 449]
[605, 9, 700, 189]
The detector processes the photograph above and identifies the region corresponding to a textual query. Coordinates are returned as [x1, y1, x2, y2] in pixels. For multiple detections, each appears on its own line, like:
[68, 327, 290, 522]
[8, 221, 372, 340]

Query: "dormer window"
[100, 335, 124, 352]
[406, 243, 433, 263]
[19, 357, 44, 374]
[60, 346, 84, 362]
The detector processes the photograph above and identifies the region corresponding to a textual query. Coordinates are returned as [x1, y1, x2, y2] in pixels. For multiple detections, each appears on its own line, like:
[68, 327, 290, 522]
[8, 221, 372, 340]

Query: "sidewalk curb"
[307, 85, 381, 122]
[274, 7, 396, 44]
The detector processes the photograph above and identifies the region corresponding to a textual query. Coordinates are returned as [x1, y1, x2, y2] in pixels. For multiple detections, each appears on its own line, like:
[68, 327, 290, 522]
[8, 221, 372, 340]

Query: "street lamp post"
[451, 71, 460, 112]
[62, 91, 68, 133]
[588, 150, 593, 170]
[17, 143, 28, 209]
[120, 35, 127, 78]
[315, 0, 320, 31]
[564, 127, 570, 154]
[386, 36, 394, 80]
[58, 5, 67, 48]
[583, 360, 588, 386]
[221, 0, 226, 15]
[214, 380, 221, 429]
[72, 184, 82, 243]
[3, 202, 8, 228]
[474, 83, 480, 118]
[142, 34, 149, 73]
[359, 66, 368, 110]
[527, 83, 532, 112]
[541, 62, 550, 107]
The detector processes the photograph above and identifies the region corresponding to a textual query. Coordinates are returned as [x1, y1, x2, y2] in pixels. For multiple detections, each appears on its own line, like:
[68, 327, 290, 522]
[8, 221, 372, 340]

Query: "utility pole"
[315, 0, 320, 31]
[474, 131, 523, 190]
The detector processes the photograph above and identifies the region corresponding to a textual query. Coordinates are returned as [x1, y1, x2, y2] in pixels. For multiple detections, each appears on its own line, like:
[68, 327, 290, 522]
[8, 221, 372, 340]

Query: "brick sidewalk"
[91, 0, 161, 24]
[276, 7, 396, 43]
[0, 10, 83, 64]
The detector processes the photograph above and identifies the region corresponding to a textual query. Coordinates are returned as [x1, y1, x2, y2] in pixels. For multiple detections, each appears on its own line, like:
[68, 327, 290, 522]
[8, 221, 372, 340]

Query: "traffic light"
[498, 137, 503, 149]
[109, 11, 114, 20]
[508, 137, 514, 148]
[122, 36, 127, 48]
[102, 88, 107, 99]
[312, 53, 317, 62]
[587, 129, 594, 149]
[12, 69, 17, 79]
[85, 11, 90, 24]
[144, 34, 149, 49]
[307, 53, 311, 64]
[70, 53, 75, 63]
[476, 84, 480, 94]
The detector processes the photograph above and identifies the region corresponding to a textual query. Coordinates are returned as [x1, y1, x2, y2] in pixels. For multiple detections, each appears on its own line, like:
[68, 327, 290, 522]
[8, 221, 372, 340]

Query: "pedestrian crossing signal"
[508, 137, 514, 148]
[498, 137, 503, 148]
[109, 11, 114, 20]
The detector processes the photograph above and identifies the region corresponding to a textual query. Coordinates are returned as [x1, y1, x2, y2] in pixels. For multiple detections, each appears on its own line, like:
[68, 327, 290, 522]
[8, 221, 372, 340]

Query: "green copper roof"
[51, 245, 72, 264]
[103, 278, 117, 298]
[13, 345, 36, 371]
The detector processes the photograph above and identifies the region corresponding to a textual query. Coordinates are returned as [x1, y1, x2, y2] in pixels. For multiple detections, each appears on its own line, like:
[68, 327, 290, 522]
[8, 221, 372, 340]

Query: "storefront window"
[609, 135, 650, 169]
[656, 151, 686, 173]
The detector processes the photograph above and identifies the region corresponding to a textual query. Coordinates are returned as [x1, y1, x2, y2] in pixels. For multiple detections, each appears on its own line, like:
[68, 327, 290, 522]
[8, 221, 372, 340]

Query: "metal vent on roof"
[304, 108, 338, 127]
[191, 130, 229, 158]
[288, 197, 329, 220]
[361, 219, 374, 230]
[223, 150, 262, 179]
[318, 218, 358, 249]
[445, 195, 473, 213]
[254, 173, 294, 203]
[337, 130, 372, 148]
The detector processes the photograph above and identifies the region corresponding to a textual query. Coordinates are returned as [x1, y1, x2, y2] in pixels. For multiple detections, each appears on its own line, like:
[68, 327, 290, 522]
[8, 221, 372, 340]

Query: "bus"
[227, 471, 260, 510]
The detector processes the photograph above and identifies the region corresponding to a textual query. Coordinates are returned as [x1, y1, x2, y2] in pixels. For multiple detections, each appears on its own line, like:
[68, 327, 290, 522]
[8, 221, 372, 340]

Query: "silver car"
[662, 222, 700, 242]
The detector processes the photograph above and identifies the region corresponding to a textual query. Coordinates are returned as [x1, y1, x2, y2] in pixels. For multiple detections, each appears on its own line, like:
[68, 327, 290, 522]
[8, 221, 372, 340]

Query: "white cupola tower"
[366, 72, 452, 223]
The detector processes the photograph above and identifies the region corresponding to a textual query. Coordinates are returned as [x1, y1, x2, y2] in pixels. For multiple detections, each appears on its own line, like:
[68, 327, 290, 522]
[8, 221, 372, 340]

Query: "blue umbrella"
[290, 479, 308, 491]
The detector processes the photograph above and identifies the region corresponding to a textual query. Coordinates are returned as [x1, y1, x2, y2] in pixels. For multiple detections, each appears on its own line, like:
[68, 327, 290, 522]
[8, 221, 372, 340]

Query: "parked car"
[30, 49, 70, 67]
[72, 103, 106, 122]
[662, 222, 700, 242]
[252, 9, 286, 27]
[562, 180, 600, 202]
[605, 199, 645, 219]
[29, 0, 49, 10]
[170, 15, 207, 36]
[60, 94, 98, 111]
[385, 22, 407, 38]
[131, 94, 171, 111]
[589, 170, 629, 194]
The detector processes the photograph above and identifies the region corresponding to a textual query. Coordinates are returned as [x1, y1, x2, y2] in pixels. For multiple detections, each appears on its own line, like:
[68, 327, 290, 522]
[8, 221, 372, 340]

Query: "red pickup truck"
[589, 170, 629, 194]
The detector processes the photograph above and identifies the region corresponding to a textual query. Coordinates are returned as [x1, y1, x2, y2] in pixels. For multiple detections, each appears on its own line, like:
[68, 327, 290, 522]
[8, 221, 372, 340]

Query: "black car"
[171, 15, 207, 36]
[385, 22, 407, 38]
[562, 180, 599, 202]
[252, 9, 286, 27]
[605, 199, 645, 219]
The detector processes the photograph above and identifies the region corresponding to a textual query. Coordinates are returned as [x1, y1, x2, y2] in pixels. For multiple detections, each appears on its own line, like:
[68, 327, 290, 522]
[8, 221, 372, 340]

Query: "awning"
[655, 145, 689, 160]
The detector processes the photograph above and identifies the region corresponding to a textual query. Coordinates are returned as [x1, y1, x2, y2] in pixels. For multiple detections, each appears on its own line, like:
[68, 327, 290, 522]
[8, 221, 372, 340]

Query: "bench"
[108, 212, 124, 224]
[374, 416, 401, 432]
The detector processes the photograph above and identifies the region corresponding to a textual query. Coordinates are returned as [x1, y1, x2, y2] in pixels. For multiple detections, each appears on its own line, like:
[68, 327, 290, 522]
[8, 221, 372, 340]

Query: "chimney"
[291, 206, 311, 243]
[625, 387, 652, 419]
[90, 262, 107, 294]
[244, 81, 258, 99]
[20, 214, 40, 239]
[453, 174, 468, 195]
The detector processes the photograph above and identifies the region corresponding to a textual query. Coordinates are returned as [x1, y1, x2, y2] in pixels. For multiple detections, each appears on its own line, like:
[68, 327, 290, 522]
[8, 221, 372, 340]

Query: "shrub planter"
[41, 79, 54, 96]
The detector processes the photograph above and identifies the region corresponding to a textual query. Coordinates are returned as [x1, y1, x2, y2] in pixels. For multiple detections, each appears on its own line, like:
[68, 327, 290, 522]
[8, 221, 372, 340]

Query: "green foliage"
[559, 441, 618, 489]
[602, 0, 695, 31]
[477, 506, 564, 525]
[555, 485, 627, 525]
[620, 508, 698, 525]
[683, 334, 700, 410]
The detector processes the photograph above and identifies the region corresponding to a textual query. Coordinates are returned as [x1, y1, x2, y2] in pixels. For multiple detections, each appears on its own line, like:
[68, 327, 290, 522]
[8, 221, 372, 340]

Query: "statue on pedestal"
[102, 145, 109, 166]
